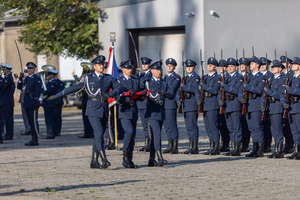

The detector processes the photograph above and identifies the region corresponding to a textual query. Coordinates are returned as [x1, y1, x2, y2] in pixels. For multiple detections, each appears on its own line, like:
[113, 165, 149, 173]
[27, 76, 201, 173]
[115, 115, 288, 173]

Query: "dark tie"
[99, 75, 103, 84]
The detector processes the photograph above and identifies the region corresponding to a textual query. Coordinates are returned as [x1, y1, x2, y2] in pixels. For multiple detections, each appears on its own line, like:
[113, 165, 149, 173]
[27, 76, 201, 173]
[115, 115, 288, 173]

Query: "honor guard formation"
[3, 50, 300, 169]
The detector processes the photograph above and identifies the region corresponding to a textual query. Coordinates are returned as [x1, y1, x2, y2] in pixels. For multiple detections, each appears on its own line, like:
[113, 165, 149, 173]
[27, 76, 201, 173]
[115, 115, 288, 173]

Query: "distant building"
[98, 0, 300, 76]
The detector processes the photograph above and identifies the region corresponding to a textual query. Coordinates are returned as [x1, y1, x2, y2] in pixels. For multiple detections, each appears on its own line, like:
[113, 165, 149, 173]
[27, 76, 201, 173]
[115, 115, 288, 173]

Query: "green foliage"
[2, 0, 101, 59]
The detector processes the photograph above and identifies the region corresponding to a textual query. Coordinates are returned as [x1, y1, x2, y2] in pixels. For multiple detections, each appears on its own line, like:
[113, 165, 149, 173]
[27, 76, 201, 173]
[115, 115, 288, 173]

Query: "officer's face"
[27, 67, 35, 75]
[186, 66, 195, 74]
[272, 66, 281, 75]
[240, 64, 247, 72]
[142, 63, 151, 71]
[227, 65, 237, 74]
[261, 64, 267, 71]
[219, 66, 227, 73]
[166, 64, 175, 74]
[122, 68, 132, 77]
[47, 74, 55, 80]
[250, 62, 259, 72]
[292, 64, 300, 72]
[3, 68, 11, 75]
[151, 69, 162, 79]
[207, 64, 216, 73]
[282, 62, 291, 71]
[94, 63, 104, 74]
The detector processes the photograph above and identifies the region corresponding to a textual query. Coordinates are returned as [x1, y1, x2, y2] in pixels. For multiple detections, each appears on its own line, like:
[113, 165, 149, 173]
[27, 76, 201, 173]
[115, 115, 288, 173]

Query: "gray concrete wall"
[203, 0, 300, 62]
[98, 0, 204, 72]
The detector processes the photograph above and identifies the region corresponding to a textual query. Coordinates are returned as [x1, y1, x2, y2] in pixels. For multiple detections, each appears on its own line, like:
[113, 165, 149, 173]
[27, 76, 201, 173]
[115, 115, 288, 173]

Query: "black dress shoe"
[25, 140, 39, 146]
[43, 136, 55, 139]
[21, 132, 32, 136]
[78, 135, 93, 139]
[2, 135, 13, 140]
[0, 140, 3, 144]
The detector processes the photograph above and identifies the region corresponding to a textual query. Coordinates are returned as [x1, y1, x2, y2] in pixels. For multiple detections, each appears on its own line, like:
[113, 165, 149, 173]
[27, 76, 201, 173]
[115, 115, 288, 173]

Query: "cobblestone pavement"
[0, 108, 300, 200]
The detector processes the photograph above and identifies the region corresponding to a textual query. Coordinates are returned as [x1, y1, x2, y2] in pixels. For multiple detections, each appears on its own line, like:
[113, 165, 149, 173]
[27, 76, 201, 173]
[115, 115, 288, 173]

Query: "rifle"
[198, 49, 204, 113]
[129, 31, 141, 76]
[241, 48, 250, 115]
[261, 53, 269, 121]
[283, 51, 289, 119]
[236, 49, 239, 73]
[219, 49, 225, 114]
[178, 51, 185, 114]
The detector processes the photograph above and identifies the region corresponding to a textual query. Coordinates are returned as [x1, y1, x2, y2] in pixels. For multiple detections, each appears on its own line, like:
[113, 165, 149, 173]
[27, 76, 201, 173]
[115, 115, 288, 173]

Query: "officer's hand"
[33, 99, 40, 109]
[240, 98, 246, 104]
[141, 89, 147, 96]
[283, 85, 289, 90]
[243, 83, 247, 89]
[197, 99, 202, 106]
[47, 95, 57, 101]
[129, 90, 136, 97]
[219, 81, 225, 88]
[282, 103, 289, 109]
[218, 100, 225, 106]
[158, 90, 166, 96]
[260, 105, 266, 112]
[263, 87, 268, 93]
[200, 82, 204, 87]
[19, 72, 24, 80]
[177, 100, 182, 107]
[101, 93, 110, 102]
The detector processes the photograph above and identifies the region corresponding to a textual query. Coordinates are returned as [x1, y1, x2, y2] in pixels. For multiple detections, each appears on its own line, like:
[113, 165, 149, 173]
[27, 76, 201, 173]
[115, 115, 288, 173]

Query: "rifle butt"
[198, 104, 203, 113]
[219, 106, 225, 115]
[283, 109, 289, 119]
[178, 106, 183, 114]
[242, 104, 247, 115]
[261, 112, 267, 121]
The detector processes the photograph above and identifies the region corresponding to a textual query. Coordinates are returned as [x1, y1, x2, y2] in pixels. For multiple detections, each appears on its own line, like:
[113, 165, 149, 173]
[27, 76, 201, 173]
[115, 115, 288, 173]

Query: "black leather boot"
[139, 138, 150, 152]
[210, 142, 220, 155]
[183, 140, 193, 154]
[163, 140, 173, 154]
[106, 140, 116, 150]
[190, 141, 199, 154]
[90, 152, 102, 169]
[267, 143, 277, 158]
[129, 151, 138, 168]
[230, 142, 241, 156]
[293, 144, 300, 160]
[170, 140, 178, 154]
[203, 141, 213, 155]
[245, 142, 258, 157]
[156, 150, 168, 166]
[122, 150, 132, 168]
[220, 137, 230, 152]
[241, 137, 250, 152]
[99, 151, 111, 168]
[254, 143, 264, 157]
[274, 143, 284, 159]
[223, 142, 234, 156]
[287, 144, 300, 159]
[148, 151, 158, 167]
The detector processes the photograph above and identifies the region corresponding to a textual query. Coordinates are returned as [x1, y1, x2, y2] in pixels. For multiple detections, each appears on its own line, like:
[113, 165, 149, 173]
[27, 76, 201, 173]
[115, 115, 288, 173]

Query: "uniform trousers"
[283, 118, 293, 142]
[246, 111, 264, 143]
[121, 119, 137, 152]
[148, 119, 163, 151]
[25, 107, 39, 142]
[289, 113, 300, 145]
[82, 103, 93, 137]
[21, 103, 31, 133]
[225, 111, 242, 143]
[218, 113, 230, 142]
[2, 106, 14, 138]
[89, 115, 108, 153]
[203, 109, 219, 142]
[184, 111, 199, 141]
[44, 108, 55, 138]
[241, 114, 251, 141]
[53, 104, 62, 136]
[269, 113, 283, 144]
[164, 109, 179, 140]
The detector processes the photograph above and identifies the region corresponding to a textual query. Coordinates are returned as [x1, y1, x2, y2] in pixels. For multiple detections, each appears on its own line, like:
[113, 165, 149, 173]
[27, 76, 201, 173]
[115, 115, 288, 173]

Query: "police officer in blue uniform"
[280, 55, 294, 153]
[284, 57, 300, 160]
[41, 69, 59, 139]
[179, 59, 201, 154]
[53, 72, 65, 137]
[143, 61, 175, 166]
[1, 64, 15, 140]
[48, 55, 123, 169]
[0, 67, 5, 144]
[137, 57, 153, 152]
[116, 59, 143, 168]
[260, 60, 286, 158]
[218, 58, 244, 156]
[238, 57, 251, 152]
[260, 57, 274, 153]
[162, 58, 181, 154]
[239, 56, 266, 157]
[201, 57, 221, 155]
[17, 62, 42, 146]
[218, 59, 230, 152]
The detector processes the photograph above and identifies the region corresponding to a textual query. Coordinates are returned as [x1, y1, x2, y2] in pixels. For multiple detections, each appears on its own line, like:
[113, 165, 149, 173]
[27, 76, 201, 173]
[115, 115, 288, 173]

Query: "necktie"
[99, 75, 103, 84]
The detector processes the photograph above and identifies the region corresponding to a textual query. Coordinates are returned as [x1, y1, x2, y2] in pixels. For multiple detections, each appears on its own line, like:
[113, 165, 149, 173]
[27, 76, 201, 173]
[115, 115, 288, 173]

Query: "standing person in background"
[19, 67, 32, 136]
[1, 64, 15, 141]
[53, 72, 64, 137]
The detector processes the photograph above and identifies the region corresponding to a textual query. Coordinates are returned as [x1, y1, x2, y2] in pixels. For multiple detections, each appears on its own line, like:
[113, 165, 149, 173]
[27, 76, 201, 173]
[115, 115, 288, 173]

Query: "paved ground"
[1, 108, 300, 200]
